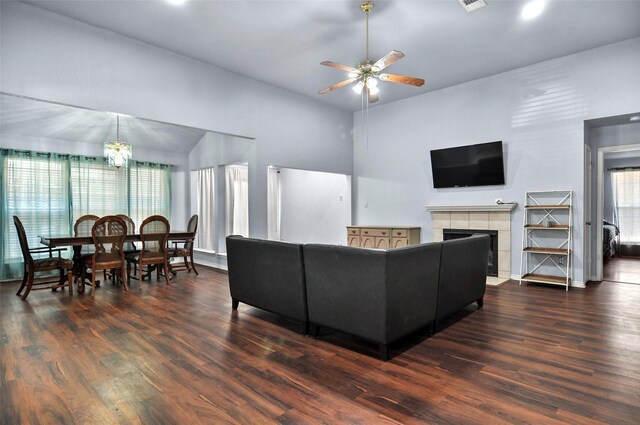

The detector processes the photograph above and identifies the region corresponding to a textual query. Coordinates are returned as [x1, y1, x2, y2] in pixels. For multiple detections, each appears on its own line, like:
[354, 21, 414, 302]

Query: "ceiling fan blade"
[317, 77, 358, 94]
[379, 73, 425, 87]
[320, 61, 358, 73]
[371, 50, 405, 72]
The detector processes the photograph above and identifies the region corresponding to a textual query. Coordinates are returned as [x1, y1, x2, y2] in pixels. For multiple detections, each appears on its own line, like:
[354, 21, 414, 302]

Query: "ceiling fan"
[318, 1, 425, 103]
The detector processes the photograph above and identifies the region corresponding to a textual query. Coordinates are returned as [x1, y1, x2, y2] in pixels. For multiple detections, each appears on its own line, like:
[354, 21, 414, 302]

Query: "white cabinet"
[347, 226, 421, 249]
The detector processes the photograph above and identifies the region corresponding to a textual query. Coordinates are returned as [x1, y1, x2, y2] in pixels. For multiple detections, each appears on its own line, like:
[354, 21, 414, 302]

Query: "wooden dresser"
[347, 226, 421, 249]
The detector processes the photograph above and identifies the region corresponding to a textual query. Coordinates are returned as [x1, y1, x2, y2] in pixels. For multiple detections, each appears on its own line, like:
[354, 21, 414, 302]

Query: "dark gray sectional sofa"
[226, 234, 490, 360]
[226, 235, 308, 334]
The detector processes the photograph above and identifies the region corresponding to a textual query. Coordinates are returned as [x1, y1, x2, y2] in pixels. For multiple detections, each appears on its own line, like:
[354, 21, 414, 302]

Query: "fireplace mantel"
[425, 204, 517, 212]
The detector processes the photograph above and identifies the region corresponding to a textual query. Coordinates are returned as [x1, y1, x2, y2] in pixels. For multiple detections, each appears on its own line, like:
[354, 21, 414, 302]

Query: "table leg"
[72, 246, 100, 293]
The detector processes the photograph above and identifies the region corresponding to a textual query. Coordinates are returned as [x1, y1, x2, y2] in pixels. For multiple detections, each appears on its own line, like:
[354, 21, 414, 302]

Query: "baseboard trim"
[511, 274, 586, 289]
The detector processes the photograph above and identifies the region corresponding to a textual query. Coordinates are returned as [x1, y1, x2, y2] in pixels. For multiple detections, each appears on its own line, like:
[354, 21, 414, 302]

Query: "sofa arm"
[385, 242, 441, 342]
[437, 234, 490, 320]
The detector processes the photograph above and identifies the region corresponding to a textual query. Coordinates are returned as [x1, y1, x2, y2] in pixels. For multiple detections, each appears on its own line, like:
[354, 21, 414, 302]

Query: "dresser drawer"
[360, 228, 391, 237]
[347, 227, 360, 236]
[392, 229, 407, 237]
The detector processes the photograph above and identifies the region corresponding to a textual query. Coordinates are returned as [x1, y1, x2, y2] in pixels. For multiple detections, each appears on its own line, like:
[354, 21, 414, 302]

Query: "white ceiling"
[21, 0, 640, 111]
[0, 94, 208, 153]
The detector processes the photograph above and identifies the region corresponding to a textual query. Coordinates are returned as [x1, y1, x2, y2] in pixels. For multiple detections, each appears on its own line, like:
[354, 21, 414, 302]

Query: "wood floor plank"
[2, 268, 640, 424]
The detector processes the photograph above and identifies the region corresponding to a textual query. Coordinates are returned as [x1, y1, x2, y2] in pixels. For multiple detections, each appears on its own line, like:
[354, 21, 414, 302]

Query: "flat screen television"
[430, 141, 505, 188]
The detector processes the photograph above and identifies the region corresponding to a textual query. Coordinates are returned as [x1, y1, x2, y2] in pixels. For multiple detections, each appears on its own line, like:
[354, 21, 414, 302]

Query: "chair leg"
[139, 263, 143, 289]
[477, 297, 484, 308]
[121, 267, 129, 292]
[190, 254, 198, 276]
[21, 272, 35, 300]
[16, 267, 28, 296]
[232, 298, 239, 310]
[67, 269, 73, 296]
[183, 257, 190, 272]
[162, 262, 170, 285]
[91, 269, 97, 295]
[55, 268, 65, 291]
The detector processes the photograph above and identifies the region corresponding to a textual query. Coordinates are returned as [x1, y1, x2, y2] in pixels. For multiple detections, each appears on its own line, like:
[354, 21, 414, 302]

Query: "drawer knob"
[364, 231, 368, 234]
[397, 232, 401, 235]
[382, 232, 386, 235]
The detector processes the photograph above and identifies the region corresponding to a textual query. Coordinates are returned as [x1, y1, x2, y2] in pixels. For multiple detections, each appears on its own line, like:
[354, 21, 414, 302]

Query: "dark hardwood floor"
[2, 268, 640, 424]
[604, 256, 640, 284]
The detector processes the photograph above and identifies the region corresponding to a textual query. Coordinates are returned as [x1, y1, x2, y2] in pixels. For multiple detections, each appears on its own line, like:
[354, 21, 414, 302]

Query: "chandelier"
[104, 115, 132, 168]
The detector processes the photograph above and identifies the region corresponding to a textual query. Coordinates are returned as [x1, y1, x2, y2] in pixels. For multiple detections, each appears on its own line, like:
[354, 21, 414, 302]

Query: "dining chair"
[74, 214, 100, 284]
[82, 215, 128, 294]
[127, 215, 171, 288]
[13, 216, 73, 300]
[116, 214, 137, 254]
[168, 214, 199, 276]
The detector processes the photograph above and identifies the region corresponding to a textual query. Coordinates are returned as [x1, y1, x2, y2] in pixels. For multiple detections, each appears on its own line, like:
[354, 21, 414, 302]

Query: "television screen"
[430, 141, 505, 188]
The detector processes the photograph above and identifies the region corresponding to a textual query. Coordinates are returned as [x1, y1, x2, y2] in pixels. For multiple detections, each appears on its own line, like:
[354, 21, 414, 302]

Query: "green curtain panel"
[0, 149, 172, 280]
[1, 150, 72, 279]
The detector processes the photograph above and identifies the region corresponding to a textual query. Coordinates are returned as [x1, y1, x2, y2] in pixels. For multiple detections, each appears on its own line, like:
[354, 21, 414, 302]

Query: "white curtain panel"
[267, 166, 281, 240]
[196, 168, 215, 250]
[225, 164, 249, 237]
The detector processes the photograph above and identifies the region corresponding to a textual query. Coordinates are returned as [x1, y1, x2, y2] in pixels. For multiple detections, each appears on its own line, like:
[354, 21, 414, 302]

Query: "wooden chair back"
[13, 216, 33, 267]
[140, 215, 170, 257]
[116, 214, 137, 251]
[75, 215, 100, 255]
[93, 215, 127, 257]
[185, 214, 198, 251]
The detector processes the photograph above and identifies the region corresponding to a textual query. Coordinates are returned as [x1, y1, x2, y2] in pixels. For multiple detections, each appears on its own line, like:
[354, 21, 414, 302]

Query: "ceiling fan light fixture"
[368, 86, 380, 96]
[366, 77, 378, 89]
[353, 81, 365, 94]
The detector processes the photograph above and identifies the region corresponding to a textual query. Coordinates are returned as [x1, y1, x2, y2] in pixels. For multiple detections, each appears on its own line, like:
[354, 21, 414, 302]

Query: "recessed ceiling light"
[166, 0, 187, 5]
[521, 1, 545, 20]
[630, 116, 640, 122]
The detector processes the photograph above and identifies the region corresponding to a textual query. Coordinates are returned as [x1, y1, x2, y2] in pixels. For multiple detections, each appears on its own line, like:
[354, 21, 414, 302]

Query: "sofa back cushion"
[304, 242, 441, 344]
[226, 236, 307, 322]
[304, 244, 387, 342]
[437, 234, 490, 320]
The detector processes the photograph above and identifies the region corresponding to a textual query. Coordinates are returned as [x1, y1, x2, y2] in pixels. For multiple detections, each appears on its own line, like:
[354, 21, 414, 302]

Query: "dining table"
[39, 231, 195, 293]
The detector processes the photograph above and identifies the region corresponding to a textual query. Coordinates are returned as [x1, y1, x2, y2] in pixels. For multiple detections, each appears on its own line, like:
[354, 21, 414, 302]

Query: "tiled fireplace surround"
[430, 210, 512, 279]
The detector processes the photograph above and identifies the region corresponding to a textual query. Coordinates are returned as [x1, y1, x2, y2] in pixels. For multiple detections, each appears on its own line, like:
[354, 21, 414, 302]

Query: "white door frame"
[584, 145, 592, 282]
[595, 143, 640, 280]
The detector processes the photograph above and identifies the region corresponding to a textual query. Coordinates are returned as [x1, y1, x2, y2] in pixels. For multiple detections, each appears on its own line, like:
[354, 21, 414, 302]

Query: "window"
[612, 170, 640, 244]
[1, 150, 171, 279]
[1, 151, 71, 278]
[193, 167, 215, 251]
[129, 162, 171, 227]
[225, 164, 248, 237]
[71, 157, 128, 220]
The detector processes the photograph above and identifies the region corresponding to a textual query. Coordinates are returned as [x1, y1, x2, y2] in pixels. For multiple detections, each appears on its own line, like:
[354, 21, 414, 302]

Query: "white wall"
[1, 2, 354, 246]
[278, 168, 351, 245]
[354, 37, 640, 286]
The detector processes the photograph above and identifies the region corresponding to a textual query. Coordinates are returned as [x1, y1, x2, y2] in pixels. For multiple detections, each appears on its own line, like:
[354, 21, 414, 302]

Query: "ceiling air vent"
[458, 0, 487, 12]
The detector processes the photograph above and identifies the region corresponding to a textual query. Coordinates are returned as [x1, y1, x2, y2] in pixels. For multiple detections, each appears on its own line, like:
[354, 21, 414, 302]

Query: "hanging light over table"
[104, 115, 132, 168]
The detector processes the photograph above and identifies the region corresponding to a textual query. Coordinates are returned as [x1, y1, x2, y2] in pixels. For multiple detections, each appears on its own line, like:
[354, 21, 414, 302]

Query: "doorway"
[267, 167, 351, 245]
[585, 112, 640, 285]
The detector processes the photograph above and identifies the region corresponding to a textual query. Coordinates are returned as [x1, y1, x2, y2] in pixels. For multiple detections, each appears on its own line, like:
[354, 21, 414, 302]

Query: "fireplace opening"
[443, 229, 498, 277]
